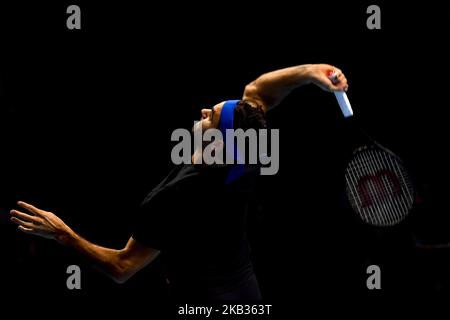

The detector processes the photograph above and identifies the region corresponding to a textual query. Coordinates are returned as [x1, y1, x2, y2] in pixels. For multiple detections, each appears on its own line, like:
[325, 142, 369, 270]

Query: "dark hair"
[233, 100, 267, 131]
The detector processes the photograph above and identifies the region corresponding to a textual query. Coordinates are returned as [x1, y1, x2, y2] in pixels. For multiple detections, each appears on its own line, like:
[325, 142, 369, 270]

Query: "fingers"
[10, 209, 42, 224]
[326, 83, 339, 92]
[330, 69, 342, 81]
[11, 201, 51, 237]
[10, 216, 36, 229]
[17, 201, 44, 216]
[325, 77, 346, 92]
[17, 225, 34, 234]
[328, 75, 348, 92]
[338, 75, 349, 91]
[326, 67, 349, 91]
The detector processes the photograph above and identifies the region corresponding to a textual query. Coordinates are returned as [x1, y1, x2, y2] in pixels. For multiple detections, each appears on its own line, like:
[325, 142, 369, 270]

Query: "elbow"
[112, 276, 128, 285]
[110, 268, 129, 284]
[111, 269, 134, 284]
[110, 258, 134, 284]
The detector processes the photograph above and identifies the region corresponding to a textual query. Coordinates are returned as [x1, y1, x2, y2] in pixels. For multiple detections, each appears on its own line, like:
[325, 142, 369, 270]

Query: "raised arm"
[10, 201, 159, 283]
[243, 64, 348, 112]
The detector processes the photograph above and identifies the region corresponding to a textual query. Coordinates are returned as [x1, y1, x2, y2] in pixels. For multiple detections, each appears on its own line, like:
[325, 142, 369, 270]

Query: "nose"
[201, 109, 211, 119]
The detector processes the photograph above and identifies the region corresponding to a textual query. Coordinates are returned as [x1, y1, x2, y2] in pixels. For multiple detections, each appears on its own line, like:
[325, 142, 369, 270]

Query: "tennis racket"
[329, 71, 415, 227]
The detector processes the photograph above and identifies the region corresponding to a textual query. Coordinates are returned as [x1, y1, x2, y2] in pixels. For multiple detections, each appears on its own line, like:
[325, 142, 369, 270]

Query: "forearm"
[59, 228, 126, 282]
[243, 63, 348, 111]
[244, 64, 313, 110]
[11, 201, 159, 284]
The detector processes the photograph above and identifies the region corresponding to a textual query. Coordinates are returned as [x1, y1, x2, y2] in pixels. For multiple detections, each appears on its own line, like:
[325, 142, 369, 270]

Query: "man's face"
[190, 101, 225, 164]
[193, 101, 225, 133]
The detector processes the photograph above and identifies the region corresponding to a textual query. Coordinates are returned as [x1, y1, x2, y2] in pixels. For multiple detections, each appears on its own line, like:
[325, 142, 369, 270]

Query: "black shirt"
[132, 164, 258, 299]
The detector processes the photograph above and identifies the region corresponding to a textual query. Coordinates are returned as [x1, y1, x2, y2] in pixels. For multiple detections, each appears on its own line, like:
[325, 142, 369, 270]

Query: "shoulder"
[141, 165, 201, 206]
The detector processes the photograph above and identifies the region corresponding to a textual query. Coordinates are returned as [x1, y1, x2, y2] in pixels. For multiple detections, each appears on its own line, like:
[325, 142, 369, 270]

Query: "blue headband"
[219, 100, 245, 184]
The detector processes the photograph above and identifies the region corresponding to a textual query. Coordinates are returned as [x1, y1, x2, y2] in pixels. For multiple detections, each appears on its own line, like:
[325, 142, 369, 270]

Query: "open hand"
[10, 201, 71, 244]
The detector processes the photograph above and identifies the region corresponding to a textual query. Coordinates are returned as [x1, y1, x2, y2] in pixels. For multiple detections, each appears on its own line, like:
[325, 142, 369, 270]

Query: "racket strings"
[349, 161, 403, 226]
[351, 153, 396, 225]
[362, 151, 407, 225]
[357, 151, 411, 225]
[345, 148, 414, 226]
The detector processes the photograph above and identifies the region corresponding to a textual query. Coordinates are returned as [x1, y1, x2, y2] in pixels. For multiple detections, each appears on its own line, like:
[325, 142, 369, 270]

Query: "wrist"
[56, 226, 75, 246]
[301, 64, 314, 84]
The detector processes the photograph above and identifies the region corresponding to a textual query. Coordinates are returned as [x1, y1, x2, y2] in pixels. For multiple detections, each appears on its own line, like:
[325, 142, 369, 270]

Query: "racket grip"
[327, 70, 354, 118]
[334, 91, 354, 118]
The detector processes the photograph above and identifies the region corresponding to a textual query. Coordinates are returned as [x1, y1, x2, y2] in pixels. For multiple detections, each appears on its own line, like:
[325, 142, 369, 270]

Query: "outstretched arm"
[10, 201, 159, 283]
[243, 64, 348, 112]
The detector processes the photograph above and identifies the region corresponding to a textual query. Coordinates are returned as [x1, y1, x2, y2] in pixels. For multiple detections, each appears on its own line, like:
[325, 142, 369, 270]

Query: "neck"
[192, 148, 202, 164]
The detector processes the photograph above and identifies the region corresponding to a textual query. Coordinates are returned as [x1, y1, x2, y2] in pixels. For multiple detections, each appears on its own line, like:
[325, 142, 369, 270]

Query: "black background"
[1, 0, 449, 316]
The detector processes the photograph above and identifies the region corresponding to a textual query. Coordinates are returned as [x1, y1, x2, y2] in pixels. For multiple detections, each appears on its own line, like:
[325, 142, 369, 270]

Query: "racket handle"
[327, 70, 354, 118]
[334, 91, 354, 118]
